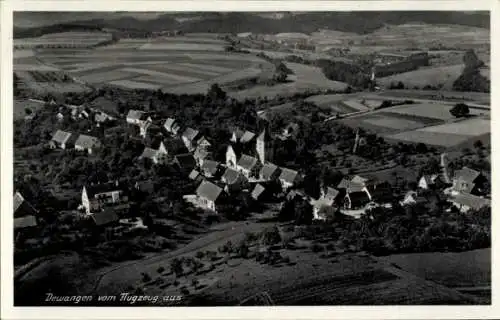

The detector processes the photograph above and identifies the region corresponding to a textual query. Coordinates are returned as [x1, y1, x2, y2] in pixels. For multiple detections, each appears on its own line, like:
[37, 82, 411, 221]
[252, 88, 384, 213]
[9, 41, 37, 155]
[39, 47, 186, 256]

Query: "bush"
[157, 266, 165, 274]
[141, 272, 151, 282]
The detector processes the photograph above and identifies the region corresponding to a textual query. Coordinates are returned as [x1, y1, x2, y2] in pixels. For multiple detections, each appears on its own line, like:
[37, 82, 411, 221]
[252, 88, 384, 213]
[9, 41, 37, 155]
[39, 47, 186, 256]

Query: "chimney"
[440, 153, 451, 184]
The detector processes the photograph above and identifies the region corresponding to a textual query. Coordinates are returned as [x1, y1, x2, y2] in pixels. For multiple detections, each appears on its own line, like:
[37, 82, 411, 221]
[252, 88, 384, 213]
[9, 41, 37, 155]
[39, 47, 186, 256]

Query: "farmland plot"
[384, 103, 487, 120]
[418, 118, 490, 136]
[377, 64, 464, 90]
[109, 79, 163, 90]
[139, 42, 225, 51]
[384, 130, 473, 148]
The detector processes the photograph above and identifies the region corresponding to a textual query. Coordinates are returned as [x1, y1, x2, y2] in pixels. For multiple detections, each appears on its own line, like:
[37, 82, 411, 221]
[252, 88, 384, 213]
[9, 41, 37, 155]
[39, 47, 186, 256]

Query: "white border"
[1, 1, 498, 319]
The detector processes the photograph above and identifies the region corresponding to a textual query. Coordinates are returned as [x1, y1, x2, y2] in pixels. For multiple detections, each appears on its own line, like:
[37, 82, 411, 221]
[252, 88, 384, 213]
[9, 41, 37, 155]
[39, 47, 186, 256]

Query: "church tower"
[256, 129, 266, 164]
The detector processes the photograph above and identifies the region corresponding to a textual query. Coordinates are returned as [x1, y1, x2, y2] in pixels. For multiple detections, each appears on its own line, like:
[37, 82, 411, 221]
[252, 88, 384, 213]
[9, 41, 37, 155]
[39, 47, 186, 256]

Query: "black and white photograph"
[4, 4, 494, 312]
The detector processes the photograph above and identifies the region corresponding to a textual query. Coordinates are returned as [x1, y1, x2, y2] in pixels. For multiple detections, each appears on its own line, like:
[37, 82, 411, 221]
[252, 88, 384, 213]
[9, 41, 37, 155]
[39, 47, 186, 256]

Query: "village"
[14, 91, 491, 239]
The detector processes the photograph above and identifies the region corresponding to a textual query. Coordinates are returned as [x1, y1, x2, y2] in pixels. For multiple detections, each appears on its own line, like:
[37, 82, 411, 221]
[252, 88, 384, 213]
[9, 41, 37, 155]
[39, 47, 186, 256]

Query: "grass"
[384, 130, 473, 148]
[14, 99, 46, 120]
[419, 118, 490, 136]
[377, 64, 464, 90]
[382, 103, 485, 121]
[383, 249, 490, 288]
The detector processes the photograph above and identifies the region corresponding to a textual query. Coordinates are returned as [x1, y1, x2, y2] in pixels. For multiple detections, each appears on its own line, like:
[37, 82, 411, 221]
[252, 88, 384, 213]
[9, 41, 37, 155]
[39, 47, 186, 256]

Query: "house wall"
[226, 147, 238, 168]
[418, 177, 429, 189]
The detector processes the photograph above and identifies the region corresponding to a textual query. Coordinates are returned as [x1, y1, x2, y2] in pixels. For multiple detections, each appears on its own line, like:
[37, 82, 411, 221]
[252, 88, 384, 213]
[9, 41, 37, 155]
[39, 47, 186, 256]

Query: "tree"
[25, 108, 33, 115]
[260, 226, 281, 246]
[207, 83, 226, 101]
[474, 140, 484, 149]
[170, 258, 183, 277]
[450, 103, 470, 118]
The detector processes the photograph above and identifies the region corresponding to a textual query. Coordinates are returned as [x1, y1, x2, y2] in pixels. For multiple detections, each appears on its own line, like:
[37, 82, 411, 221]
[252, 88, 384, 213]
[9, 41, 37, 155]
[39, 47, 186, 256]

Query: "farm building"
[343, 189, 371, 210]
[181, 127, 200, 152]
[126, 110, 152, 125]
[14, 215, 38, 230]
[279, 168, 300, 190]
[74, 134, 101, 154]
[237, 154, 261, 179]
[163, 118, 181, 136]
[94, 112, 115, 126]
[173, 153, 196, 173]
[451, 167, 487, 196]
[139, 141, 168, 164]
[195, 180, 226, 213]
[259, 162, 281, 182]
[81, 181, 128, 215]
[451, 193, 491, 213]
[49, 130, 76, 149]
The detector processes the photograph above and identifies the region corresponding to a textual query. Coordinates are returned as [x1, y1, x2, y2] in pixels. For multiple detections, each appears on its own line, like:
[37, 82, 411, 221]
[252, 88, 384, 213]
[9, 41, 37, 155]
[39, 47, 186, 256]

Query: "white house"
[226, 145, 239, 169]
[195, 180, 225, 213]
[81, 181, 128, 215]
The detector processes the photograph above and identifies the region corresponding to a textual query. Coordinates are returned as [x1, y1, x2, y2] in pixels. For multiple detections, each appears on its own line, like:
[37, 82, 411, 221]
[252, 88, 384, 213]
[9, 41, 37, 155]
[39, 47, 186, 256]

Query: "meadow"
[377, 64, 465, 90]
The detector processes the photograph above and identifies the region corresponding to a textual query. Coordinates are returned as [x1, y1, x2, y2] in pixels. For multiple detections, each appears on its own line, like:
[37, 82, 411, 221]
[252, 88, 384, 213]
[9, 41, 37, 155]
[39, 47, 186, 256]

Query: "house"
[401, 191, 427, 206]
[81, 181, 127, 215]
[134, 180, 155, 194]
[173, 153, 196, 172]
[126, 110, 152, 125]
[343, 189, 371, 210]
[49, 130, 75, 149]
[279, 122, 299, 140]
[139, 121, 152, 138]
[195, 180, 225, 213]
[163, 118, 181, 136]
[230, 128, 245, 143]
[195, 136, 212, 151]
[13, 192, 38, 230]
[188, 169, 204, 183]
[418, 174, 443, 190]
[91, 209, 120, 226]
[139, 141, 168, 164]
[279, 168, 300, 190]
[236, 154, 261, 179]
[193, 147, 212, 167]
[231, 128, 256, 144]
[181, 127, 200, 151]
[200, 160, 221, 178]
[310, 197, 335, 220]
[226, 145, 239, 168]
[14, 215, 38, 230]
[74, 134, 101, 154]
[320, 186, 340, 203]
[14, 192, 38, 217]
[452, 167, 487, 195]
[222, 167, 247, 192]
[451, 193, 491, 213]
[259, 162, 281, 181]
[251, 184, 266, 201]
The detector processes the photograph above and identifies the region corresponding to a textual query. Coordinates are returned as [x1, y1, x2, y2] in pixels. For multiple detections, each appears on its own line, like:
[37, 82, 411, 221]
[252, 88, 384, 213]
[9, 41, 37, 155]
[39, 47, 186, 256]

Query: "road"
[90, 220, 275, 295]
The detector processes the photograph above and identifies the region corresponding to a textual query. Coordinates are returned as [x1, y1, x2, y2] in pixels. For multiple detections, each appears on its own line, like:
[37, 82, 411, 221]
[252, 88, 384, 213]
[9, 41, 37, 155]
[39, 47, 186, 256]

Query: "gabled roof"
[237, 154, 259, 171]
[452, 193, 491, 210]
[324, 187, 339, 200]
[182, 127, 199, 141]
[351, 175, 370, 185]
[13, 192, 37, 217]
[222, 168, 244, 185]
[346, 190, 371, 204]
[279, 168, 299, 183]
[454, 167, 481, 183]
[127, 109, 144, 121]
[85, 182, 123, 198]
[260, 163, 280, 180]
[14, 215, 37, 229]
[240, 131, 256, 144]
[196, 136, 211, 146]
[194, 147, 211, 160]
[174, 153, 196, 168]
[51, 130, 72, 144]
[75, 134, 101, 149]
[140, 147, 158, 159]
[189, 169, 202, 181]
[196, 180, 223, 202]
[92, 209, 119, 226]
[164, 118, 177, 131]
[251, 184, 266, 200]
[232, 128, 245, 140]
[201, 160, 220, 176]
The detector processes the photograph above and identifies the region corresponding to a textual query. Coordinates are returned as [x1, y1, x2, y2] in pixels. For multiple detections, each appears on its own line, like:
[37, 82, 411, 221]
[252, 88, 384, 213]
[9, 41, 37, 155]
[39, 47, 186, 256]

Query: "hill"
[14, 11, 490, 38]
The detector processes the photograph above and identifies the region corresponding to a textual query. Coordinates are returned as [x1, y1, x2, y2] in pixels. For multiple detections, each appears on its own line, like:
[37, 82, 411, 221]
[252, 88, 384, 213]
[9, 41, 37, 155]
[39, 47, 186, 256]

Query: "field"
[14, 31, 112, 49]
[229, 62, 348, 100]
[381, 102, 488, 121]
[377, 64, 465, 90]
[384, 118, 490, 148]
[15, 70, 91, 95]
[14, 36, 275, 95]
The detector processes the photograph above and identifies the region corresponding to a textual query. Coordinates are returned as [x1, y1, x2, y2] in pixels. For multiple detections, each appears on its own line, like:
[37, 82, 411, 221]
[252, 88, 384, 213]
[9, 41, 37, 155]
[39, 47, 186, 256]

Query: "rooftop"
[196, 180, 223, 202]
[237, 154, 259, 171]
[75, 134, 101, 149]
